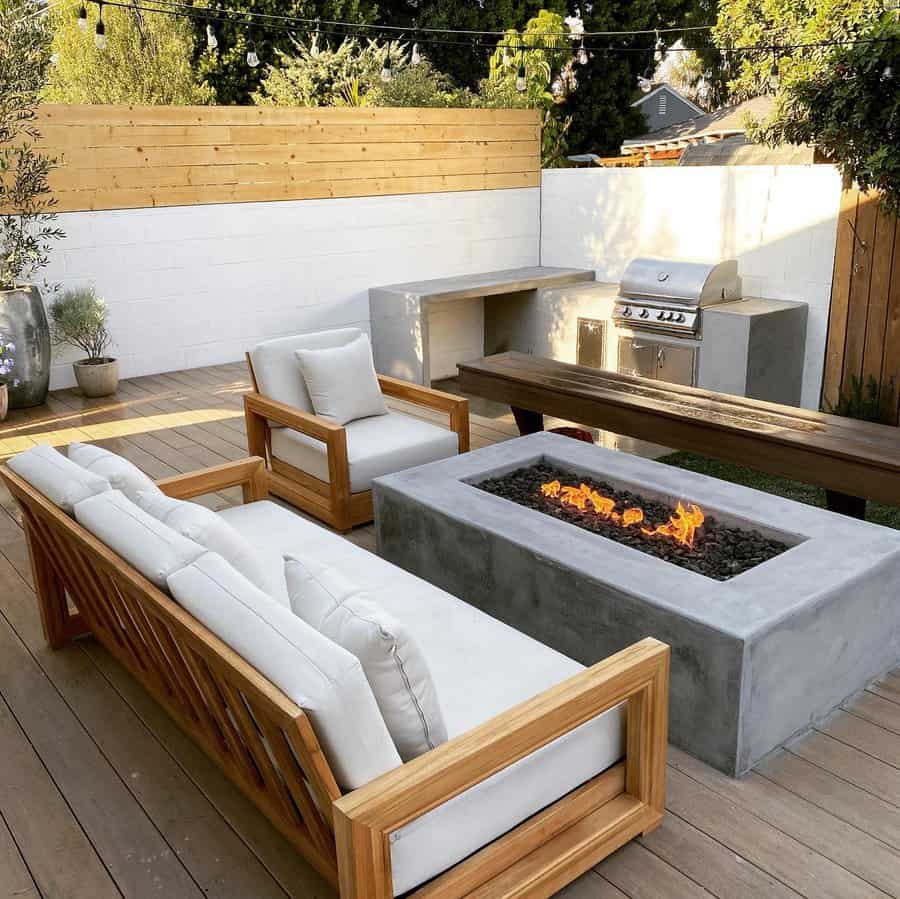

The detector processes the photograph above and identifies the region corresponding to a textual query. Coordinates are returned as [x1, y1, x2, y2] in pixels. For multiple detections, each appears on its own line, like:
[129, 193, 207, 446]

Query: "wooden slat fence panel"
[822, 189, 900, 425]
[31, 104, 541, 212]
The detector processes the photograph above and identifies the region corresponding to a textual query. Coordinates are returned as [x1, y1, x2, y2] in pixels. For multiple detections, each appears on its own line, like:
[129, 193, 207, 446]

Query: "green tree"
[191, 1, 379, 106]
[44, 1, 213, 104]
[368, 57, 472, 107]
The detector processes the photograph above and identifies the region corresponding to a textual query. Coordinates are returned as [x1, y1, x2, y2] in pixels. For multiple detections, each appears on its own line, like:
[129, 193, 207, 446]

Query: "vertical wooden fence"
[822, 189, 900, 424]
[34, 104, 541, 213]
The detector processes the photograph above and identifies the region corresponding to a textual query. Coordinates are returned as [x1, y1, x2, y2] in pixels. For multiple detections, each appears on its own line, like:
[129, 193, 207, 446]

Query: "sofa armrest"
[243, 392, 345, 441]
[377, 375, 470, 453]
[156, 457, 269, 504]
[333, 637, 669, 899]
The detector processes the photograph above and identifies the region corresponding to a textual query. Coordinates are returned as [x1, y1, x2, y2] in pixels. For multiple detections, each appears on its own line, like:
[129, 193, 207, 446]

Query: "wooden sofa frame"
[2, 455, 670, 899]
[245, 354, 470, 532]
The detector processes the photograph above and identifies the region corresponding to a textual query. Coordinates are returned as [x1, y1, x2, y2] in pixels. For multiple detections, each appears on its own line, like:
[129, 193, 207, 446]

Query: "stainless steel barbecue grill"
[612, 257, 742, 337]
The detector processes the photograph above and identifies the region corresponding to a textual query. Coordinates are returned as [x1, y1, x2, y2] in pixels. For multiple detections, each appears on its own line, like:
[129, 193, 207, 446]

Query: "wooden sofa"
[244, 329, 470, 532]
[2, 453, 669, 899]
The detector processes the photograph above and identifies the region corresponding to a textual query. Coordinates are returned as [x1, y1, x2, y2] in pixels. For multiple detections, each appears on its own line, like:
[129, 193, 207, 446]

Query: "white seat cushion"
[270, 411, 459, 493]
[7, 444, 110, 515]
[219, 500, 626, 896]
[167, 552, 401, 790]
[74, 490, 205, 590]
[134, 490, 282, 603]
[67, 442, 162, 503]
[285, 554, 447, 762]
[249, 328, 364, 413]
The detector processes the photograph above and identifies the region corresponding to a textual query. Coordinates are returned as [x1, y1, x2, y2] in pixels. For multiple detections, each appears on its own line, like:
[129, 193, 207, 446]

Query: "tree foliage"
[43, 2, 213, 105]
[0, 1, 63, 291]
[753, 13, 900, 214]
[49, 286, 112, 361]
[367, 57, 472, 107]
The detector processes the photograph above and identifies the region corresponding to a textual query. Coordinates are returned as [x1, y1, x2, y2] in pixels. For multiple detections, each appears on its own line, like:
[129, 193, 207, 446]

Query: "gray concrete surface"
[373, 433, 900, 774]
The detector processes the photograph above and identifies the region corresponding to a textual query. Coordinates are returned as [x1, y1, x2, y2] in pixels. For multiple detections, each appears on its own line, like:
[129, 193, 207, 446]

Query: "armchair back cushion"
[249, 328, 365, 413]
[74, 490, 205, 589]
[134, 491, 283, 603]
[285, 554, 447, 761]
[7, 444, 110, 515]
[294, 333, 387, 425]
[68, 442, 162, 503]
[167, 551, 402, 790]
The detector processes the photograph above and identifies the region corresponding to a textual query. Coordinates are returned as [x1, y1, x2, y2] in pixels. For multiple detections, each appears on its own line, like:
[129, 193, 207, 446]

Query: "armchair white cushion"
[270, 411, 459, 493]
[167, 551, 402, 790]
[294, 333, 387, 425]
[249, 328, 365, 413]
[285, 554, 447, 762]
[7, 444, 110, 515]
[68, 442, 162, 503]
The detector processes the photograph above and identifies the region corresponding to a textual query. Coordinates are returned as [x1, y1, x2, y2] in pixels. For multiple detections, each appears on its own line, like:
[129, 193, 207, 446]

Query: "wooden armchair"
[245, 351, 469, 532]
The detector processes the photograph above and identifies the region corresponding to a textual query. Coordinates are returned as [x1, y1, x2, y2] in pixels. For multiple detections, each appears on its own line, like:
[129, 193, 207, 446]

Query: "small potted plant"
[49, 288, 119, 398]
[0, 335, 17, 420]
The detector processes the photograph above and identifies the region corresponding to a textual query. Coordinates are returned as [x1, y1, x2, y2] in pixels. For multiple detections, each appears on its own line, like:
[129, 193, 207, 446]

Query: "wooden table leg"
[511, 406, 544, 436]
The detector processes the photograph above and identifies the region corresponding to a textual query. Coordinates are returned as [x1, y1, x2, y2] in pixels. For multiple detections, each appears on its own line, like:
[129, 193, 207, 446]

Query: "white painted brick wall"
[540, 166, 843, 409]
[43, 187, 541, 389]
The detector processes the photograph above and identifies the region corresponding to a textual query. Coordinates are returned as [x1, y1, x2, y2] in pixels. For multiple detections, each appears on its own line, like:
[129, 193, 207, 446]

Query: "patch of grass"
[659, 452, 900, 531]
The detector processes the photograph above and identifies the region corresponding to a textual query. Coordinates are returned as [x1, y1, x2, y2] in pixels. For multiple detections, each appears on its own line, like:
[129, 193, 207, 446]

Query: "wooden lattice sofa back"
[1, 462, 343, 888]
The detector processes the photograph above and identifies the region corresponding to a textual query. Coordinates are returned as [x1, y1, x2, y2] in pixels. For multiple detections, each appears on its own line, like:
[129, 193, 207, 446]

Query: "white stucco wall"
[43, 187, 541, 389]
[540, 166, 843, 409]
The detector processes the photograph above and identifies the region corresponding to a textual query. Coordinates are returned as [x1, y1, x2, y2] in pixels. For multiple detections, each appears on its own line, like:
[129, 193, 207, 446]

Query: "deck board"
[1, 362, 900, 898]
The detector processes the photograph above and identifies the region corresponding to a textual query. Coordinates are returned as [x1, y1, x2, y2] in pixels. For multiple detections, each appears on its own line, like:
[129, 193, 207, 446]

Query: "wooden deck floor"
[1, 363, 900, 899]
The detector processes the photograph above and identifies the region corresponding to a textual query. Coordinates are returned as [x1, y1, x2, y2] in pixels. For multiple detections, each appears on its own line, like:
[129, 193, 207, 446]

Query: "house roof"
[630, 84, 704, 117]
[677, 134, 816, 166]
[622, 95, 776, 153]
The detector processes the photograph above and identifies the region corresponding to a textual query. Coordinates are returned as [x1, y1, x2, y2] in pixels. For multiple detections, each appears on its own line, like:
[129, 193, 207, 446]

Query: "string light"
[638, 75, 653, 93]
[246, 37, 259, 67]
[576, 38, 588, 65]
[768, 47, 780, 91]
[515, 61, 527, 92]
[380, 53, 392, 82]
[653, 31, 666, 62]
[94, 1, 106, 49]
[77, 2, 88, 31]
[411, 41, 421, 65]
[501, 42, 510, 66]
[206, 22, 218, 50]
[310, 19, 320, 55]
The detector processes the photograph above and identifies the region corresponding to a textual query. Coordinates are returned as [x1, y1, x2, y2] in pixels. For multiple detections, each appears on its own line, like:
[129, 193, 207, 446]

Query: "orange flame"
[539, 480, 702, 548]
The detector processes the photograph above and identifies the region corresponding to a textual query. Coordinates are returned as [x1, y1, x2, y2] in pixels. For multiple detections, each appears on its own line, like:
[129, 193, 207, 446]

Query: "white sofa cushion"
[7, 444, 110, 514]
[294, 333, 387, 425]
[74, 490, 205, 589]
[285, 554, 447, 762]
[134, 490, 282, 603]
[249, 328, 364, 413]
[68, 442, 162, 503]
[167, 551, 401, 790]
[270, 411, 459, 492]
[218, 500, 626, 896]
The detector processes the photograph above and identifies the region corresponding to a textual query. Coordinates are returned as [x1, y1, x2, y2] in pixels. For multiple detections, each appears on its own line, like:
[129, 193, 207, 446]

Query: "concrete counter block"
[373, 433, 900, 774]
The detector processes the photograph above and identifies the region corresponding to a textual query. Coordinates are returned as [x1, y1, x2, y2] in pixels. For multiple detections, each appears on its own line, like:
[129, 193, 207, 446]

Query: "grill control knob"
[623, 306, 632, 317]
[656, 311, 665, 320]
[639, 308, 649, 319]
[675, 313, 685, 323]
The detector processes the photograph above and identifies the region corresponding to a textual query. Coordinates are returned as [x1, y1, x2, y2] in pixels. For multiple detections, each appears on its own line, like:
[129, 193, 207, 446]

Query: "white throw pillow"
[168, 552, 401, 790]
[294, 333, 387, 425]
[284, 553, 447, 761]
[134, 490, 278, 598]
[7, 443, 110, 514]
[68, 442, 162, 503]
[74, 490, 205, 589]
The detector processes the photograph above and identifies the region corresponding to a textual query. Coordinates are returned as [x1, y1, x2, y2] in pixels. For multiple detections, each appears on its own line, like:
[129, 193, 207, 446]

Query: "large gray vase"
[0, 285, 51, 409]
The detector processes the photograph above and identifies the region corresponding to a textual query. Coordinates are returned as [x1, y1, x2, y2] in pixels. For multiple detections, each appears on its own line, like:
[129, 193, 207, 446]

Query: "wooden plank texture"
[26, 104, 542, 212]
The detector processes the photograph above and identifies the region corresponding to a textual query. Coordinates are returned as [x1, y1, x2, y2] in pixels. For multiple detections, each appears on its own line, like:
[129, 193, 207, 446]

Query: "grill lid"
[618, 257, 741, 306]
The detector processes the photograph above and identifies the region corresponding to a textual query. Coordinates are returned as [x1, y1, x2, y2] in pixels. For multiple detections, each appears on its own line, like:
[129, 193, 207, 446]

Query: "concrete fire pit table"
[373, 432, 900, 775]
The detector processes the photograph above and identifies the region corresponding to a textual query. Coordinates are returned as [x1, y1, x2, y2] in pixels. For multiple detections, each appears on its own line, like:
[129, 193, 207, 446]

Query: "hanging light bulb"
[50, 51, 60, 65]
[381, 55, 392, 82]
[516, 62, 527, 92]
[653, 32, 666, 63]
[94, 3, 106, 50]
[577, 38, 588, 66]
[882, 62, 894, 81]
[501, 43, 510, 66]
[246, 39, 260, 68]
[206, 23, 218, 51]
[77, 2, 88, 31]
[411, 42, 421, 65]
[551, 77, 564, 97]
[768, 49, 780, 92]
[637, 75, 653, 93]
[310, 20, 320, 55]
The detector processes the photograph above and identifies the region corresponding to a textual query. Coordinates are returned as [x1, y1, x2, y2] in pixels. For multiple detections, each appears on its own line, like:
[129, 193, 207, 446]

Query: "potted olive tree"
[0, 3, 63, 409]
[49, 288, 119, 398]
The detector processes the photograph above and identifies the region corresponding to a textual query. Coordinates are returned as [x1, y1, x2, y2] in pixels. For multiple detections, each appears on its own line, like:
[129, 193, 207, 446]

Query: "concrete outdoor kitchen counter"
[373, 432, 900, 775]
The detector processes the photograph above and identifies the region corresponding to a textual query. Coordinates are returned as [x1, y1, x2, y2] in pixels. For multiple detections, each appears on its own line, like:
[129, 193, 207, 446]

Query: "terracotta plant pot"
[73, 357, 119, 398]
[0, 382, 7, 421]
